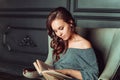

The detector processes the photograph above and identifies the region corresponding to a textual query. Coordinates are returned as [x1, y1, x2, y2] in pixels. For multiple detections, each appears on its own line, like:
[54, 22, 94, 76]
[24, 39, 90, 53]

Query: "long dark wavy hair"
[46, 7, 77, 62]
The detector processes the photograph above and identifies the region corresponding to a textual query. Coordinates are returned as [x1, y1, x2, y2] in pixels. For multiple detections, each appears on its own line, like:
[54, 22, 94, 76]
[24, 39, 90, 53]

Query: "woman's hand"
[55, 69, 82, 80]
[23, 68, 39, 79]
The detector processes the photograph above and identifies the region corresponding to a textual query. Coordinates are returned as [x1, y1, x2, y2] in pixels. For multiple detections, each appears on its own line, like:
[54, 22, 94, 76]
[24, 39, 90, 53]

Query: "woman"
[23, 7, 99, 80]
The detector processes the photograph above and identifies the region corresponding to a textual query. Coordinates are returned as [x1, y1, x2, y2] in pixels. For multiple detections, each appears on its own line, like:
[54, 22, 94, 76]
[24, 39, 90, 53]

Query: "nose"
[57, 31, 62, 37]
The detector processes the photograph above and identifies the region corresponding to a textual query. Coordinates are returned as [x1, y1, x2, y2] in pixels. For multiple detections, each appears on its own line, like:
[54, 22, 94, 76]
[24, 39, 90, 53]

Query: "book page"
[42, 70, 72, 79]
[33, 59, 72, 79]
[36, 59, 53, 71]
[33, 62, 42, 75]
[33, 59, 54, 76]
[42, 73, 59, 80]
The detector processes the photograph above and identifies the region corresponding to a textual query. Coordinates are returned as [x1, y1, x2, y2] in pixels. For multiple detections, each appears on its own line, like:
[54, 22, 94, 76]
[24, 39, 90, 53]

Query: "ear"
[69, 20, 73, 27]
[69, 20, 73, 24]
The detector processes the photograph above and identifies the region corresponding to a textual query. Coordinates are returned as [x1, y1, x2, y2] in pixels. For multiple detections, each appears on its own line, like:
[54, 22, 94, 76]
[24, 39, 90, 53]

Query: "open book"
[33, 59, 72, 80]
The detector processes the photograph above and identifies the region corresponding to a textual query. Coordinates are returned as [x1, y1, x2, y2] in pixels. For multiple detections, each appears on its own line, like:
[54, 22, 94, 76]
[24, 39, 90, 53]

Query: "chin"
[63, 39, 67, 41]
[62, 37, 69, 41]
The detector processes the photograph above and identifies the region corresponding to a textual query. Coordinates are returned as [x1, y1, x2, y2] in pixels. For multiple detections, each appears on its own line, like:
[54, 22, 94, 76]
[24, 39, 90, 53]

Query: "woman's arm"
[56, 69, 83, 80]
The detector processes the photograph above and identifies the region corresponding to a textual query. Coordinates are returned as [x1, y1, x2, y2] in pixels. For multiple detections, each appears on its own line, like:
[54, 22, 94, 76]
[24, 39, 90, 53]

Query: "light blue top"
[53, 48, 99, 80]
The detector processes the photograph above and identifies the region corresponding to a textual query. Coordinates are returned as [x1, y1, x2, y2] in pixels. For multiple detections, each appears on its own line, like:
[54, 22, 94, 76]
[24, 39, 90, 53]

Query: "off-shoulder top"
[53, 48, 99, 80]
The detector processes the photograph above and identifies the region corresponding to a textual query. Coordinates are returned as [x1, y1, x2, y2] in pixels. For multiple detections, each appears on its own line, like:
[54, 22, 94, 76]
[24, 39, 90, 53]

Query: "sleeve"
[75, 49, 99, 80]
[80, 71, 98, 80]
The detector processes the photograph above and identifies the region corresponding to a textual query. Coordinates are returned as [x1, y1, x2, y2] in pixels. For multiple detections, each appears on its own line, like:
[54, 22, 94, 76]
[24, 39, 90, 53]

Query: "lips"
[61, 35, 68, 40]
[59, 35, 64, 40]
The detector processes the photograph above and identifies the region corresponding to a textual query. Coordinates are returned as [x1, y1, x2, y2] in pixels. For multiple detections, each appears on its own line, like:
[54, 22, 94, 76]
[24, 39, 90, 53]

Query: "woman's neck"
[68, 33, 81, 42]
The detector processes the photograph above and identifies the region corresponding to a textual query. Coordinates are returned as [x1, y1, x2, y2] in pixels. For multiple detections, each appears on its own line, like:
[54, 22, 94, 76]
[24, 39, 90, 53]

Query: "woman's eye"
[59, 27, 64, 30]
[54, 30, 57, 33]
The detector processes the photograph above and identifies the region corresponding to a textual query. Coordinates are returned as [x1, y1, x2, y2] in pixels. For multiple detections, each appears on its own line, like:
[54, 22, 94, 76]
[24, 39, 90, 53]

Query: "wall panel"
[71, 0, 120, 28]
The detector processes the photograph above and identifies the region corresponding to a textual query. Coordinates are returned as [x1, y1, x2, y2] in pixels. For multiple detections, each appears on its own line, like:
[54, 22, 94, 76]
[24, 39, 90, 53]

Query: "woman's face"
[51, 19, 72, 40]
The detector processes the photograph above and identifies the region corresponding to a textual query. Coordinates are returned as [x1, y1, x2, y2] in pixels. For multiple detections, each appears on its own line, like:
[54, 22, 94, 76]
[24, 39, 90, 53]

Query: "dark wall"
[0, 0, 70, 77]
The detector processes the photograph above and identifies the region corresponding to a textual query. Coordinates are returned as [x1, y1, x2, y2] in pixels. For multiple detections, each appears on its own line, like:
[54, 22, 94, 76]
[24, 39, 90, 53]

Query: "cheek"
[66, 27, 72, 34]
[64, 28, 72, 37]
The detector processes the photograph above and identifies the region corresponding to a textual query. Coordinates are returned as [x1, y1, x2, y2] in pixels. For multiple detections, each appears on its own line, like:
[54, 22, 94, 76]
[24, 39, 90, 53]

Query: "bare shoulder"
[77, 36, 92, 49]
[81, 39, 92, 48]
[68, 34, 92, 49]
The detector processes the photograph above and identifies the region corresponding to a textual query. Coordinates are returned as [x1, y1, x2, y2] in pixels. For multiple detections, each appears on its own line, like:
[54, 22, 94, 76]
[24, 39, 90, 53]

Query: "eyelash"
[59, 27, 64, 30]
[54, 27, 64, 33]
